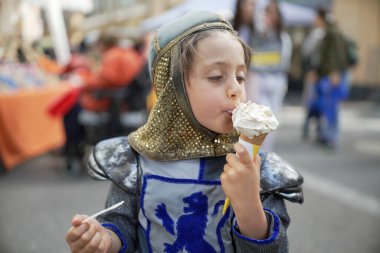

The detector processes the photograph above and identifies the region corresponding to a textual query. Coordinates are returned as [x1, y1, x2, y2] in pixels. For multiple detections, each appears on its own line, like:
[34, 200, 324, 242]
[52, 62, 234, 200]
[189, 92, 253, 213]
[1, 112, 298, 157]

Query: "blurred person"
[78, 33, 145, 143]
[124, 38, 151, 113]
[300, 8, 328, 142]
[232, 0, 256, 43]
[301, 8, 349, 148]
[318, 16, 349, 148]
[337, 27, 359, 100]
[60, 40, 93, 81]
[80, 33, 144, 112]
[58, 40, 93, 174]
[247, 0, 292, 152]
[57, 34, 145, 173]
[232, 0, 257, 107]
[119, 39, 152, 134]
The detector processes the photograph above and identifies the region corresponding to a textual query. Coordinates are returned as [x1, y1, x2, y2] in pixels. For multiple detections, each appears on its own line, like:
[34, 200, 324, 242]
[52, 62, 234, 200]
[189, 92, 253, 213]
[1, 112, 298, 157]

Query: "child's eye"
[236, 76, 245, 84]
[208, 76, 223, 81]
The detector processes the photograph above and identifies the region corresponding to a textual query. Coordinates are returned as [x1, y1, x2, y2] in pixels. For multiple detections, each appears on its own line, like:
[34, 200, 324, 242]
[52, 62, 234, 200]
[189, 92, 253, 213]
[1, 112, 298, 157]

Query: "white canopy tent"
[25, 0, 94, 13]
[19, 0, 94, 64]
[277, 1, 316, 26]
[139, 0, 316, 32]
[139, 0, 235, 32]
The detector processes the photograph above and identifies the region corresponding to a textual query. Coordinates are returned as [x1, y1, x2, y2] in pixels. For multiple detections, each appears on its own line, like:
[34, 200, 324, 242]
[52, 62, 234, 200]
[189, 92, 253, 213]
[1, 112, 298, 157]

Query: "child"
[66, 11, 303, 253]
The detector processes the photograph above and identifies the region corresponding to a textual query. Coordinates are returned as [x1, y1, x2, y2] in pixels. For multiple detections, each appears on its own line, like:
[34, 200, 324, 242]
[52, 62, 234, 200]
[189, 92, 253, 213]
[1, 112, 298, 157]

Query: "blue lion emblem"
[155, 191, 217, 253]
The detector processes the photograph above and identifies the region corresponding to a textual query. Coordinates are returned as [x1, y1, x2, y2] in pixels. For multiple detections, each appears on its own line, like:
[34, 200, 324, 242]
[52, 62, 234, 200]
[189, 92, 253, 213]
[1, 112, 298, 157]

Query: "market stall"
[0, 85, 69, 171]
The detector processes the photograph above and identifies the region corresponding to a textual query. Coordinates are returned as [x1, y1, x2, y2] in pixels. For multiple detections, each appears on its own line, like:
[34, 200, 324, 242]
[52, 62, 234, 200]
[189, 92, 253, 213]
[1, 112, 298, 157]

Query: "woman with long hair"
[246, 0, 292, 151]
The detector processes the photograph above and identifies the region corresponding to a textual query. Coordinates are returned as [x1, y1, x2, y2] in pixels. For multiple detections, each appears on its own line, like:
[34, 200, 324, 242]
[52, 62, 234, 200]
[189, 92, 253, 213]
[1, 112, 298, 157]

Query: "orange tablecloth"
[0, 86, 69, 171]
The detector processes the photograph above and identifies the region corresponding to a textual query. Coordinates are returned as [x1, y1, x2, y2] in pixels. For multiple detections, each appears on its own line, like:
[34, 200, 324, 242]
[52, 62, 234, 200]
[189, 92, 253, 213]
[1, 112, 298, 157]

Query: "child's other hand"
[221, 143, 262, 209]
[66, 215, 112, 253]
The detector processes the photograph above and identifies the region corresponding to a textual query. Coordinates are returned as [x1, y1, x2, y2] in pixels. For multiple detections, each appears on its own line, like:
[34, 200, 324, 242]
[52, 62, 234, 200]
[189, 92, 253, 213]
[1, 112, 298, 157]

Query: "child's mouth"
[226, 109, 234, 117]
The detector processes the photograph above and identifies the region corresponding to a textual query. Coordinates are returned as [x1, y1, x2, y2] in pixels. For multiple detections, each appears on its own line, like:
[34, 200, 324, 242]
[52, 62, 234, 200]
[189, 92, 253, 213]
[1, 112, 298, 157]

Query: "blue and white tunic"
[138, 156, 234, 253]
[90, 137, 303, 253]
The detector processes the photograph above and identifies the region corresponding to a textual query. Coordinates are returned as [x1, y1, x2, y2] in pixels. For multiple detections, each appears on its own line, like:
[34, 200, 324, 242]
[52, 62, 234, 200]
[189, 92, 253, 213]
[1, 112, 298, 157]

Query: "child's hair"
[180, 29, 252, 78]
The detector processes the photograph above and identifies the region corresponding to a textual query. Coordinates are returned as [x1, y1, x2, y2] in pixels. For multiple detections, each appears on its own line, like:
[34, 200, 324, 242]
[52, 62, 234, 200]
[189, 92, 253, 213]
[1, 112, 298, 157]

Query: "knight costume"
[87, 11, 303, 253]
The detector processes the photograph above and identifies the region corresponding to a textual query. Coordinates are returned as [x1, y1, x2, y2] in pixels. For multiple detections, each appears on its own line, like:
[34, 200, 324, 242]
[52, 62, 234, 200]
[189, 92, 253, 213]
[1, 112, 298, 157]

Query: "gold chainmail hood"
[128, 11, 239, 161]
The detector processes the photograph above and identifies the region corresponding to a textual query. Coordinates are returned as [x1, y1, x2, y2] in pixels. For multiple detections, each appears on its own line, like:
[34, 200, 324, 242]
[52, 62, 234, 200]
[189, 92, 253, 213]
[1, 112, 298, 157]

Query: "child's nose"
[227, 79, 242, 100]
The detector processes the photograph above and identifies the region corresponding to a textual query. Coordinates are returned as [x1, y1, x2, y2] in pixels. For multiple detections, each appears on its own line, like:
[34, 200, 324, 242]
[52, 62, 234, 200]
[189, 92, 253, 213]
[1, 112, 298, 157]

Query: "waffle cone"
[240, 133, 268, 145]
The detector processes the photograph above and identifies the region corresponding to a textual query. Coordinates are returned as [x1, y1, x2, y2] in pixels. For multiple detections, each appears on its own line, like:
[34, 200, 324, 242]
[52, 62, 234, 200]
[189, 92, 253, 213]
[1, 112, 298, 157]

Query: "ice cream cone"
[240, 133, 268, 146]
[222, 101, 278, 215]
[241, 133, 268, 157]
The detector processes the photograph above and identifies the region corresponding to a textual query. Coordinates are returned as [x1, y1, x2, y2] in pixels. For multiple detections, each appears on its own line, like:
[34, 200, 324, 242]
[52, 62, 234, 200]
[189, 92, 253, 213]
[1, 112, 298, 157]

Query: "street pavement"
[0, 98, 379, 253]
[276, 100, 380, 253]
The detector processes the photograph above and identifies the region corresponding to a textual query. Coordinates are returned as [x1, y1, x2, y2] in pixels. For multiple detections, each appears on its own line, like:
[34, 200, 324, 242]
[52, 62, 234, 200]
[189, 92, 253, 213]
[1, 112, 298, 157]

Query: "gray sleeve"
[97, 183, 139, 253]
[280, 31, 293, 72]
[233, 194, 290, 253]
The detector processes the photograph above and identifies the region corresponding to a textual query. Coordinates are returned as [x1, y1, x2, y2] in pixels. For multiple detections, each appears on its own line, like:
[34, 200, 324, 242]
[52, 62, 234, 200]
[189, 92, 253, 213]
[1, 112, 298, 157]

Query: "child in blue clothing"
[66, 11, 303, 253]
[304, 75, 348, 146]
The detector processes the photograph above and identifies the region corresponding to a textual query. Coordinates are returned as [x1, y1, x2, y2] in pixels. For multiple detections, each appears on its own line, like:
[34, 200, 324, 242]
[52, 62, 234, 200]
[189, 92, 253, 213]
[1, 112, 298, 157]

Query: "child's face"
[185, 31, 247, 134]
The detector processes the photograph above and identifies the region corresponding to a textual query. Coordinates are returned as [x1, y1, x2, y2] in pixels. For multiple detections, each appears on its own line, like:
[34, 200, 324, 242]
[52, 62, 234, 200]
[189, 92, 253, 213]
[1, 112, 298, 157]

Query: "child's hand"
[66, 215, 112, 253]
[222, 143, 268, 239]
[221, 143, 262, 209]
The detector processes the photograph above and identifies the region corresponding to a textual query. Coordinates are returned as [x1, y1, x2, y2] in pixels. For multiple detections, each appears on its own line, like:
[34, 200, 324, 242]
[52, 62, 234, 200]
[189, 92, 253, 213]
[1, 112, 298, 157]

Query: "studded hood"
[128, 11, 240, 161]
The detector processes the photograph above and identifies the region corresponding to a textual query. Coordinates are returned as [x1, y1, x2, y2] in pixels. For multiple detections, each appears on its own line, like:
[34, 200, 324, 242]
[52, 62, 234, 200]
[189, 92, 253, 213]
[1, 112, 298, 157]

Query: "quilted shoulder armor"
[87, 138, 303, 203]
[87, 137, 140, 195]
[260, 152, 304, 204]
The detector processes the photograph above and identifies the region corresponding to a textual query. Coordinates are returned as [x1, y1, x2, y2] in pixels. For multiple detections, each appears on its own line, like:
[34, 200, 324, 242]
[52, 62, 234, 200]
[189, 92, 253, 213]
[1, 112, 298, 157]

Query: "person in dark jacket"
[301, 8, 349, 147]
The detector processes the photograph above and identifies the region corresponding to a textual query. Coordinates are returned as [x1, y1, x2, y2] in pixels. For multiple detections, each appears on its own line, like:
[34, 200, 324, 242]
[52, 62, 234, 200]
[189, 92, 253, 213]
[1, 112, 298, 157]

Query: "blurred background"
[0, 0, 379, 252]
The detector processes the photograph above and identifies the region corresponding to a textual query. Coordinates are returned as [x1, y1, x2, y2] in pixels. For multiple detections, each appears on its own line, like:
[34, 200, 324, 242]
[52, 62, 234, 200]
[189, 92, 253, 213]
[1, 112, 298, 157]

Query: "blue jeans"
[319, 72, 349, 145]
